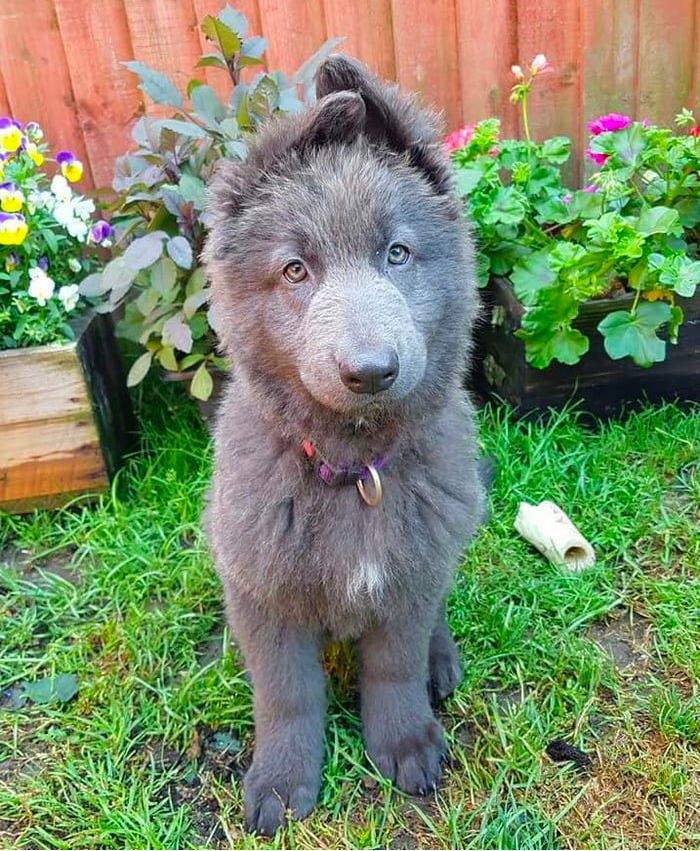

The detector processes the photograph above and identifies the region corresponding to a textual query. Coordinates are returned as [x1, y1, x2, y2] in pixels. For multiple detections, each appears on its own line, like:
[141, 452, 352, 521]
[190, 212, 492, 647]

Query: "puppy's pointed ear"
[296, 89, 366, 150]
[316, 55, 451, 194]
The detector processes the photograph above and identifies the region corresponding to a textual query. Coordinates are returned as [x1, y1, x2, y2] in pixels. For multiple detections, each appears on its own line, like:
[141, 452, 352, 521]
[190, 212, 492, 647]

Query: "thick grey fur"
[203, 55, 485, 836]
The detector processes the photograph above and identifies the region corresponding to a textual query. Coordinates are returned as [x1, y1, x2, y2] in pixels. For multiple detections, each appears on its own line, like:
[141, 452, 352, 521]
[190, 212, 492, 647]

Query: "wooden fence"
[0, 0, 698, 188]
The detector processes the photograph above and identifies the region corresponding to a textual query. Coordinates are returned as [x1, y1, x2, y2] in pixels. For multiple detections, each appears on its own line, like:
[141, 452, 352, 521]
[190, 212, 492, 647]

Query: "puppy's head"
[205, 56, 475, 418]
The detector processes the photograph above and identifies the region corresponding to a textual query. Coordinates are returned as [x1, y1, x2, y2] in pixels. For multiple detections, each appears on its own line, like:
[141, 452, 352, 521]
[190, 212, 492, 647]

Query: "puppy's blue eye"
[283, 260, 307, 283]
[388, 244, 410, 265]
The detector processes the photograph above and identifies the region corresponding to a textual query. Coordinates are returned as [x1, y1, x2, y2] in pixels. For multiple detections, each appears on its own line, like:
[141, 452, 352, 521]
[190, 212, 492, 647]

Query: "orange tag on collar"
[302, 439, 314, 458]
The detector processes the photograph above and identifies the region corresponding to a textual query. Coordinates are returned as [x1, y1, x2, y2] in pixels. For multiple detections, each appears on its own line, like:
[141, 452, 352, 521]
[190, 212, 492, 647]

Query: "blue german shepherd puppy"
[204, 55, 484, 834]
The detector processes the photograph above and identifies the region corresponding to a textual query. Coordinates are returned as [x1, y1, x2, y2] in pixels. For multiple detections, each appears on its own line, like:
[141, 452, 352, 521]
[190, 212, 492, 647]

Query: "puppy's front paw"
[368, 718, 446, 795]
[244, 760, 319, 835]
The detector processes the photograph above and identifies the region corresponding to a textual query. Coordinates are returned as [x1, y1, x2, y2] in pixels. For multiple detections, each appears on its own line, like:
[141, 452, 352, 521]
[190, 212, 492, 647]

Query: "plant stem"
[631, 284, 642, 315]
[521, 90, 532, 147]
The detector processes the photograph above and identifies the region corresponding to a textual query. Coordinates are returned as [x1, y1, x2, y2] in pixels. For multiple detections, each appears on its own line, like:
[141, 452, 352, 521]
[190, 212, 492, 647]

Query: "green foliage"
[86, 4, 341, 399]
[2, 393, 699, 848]
[452, 114, 700, 369]
[0, 127, 106, 349]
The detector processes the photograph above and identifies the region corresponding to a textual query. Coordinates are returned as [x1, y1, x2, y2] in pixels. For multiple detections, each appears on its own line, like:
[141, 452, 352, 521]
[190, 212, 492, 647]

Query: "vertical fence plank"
[322, 0, 395, 81]
[0, 69, 10, 116]
[55, 0, 141, 188]
[0, 0, 92, 185]
[122, 0, 203, 116]
[258, 0, 327, 76]
[581, 0, 638, 125]
[638, 0, 695, 126]
[391, 0, 462, 130]
[692, 1, 700, 113]
[455, 0, 519, 135]
[516, 0, 583, 185]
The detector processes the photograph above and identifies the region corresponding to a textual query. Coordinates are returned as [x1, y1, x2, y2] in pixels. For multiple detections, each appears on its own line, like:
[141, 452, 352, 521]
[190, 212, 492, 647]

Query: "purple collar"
[301, 439, 387, 487]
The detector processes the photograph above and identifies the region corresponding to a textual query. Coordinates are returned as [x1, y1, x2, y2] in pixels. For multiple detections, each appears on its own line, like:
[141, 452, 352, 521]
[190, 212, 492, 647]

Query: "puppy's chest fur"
[209, 396, 483, 636]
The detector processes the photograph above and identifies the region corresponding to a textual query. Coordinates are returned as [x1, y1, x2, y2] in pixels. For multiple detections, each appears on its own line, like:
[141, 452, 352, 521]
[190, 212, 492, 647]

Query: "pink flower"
[444, 124, 474, 153]
[690, 125, 700, 137]
[587, 113, 630, 136]
[511, 64, 524, 81]
[529, 54, 554, 75]
[586, 147, 608, 166]
[488, 145, 499, 157]
[561, 193, 572, 205]
[583, 184, 598, 193]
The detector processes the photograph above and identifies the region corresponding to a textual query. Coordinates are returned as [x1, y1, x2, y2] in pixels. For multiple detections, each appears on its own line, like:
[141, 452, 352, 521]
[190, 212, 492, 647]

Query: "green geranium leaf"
[611, 122, 645, 164]
[124, 61, 183, 108]
[598, 301, 671, 367]
[511, 250, 555, 306]
[567, 190, 603, 220]
[534, 196, 571, 224]
[517, 324, 589, 368]
[483, 186, 527, 226]
[539, 136, 571, 164]
[453, 165, 484, 197]
[674, 197, 700, 228]
[649, 253, 700, 298]
[636, 206, 680, 236]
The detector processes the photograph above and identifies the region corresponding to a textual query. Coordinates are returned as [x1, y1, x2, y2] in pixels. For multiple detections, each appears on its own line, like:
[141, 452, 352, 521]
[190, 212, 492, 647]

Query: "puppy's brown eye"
[283, 260, 307, 283]
[388, 244, 410, 265]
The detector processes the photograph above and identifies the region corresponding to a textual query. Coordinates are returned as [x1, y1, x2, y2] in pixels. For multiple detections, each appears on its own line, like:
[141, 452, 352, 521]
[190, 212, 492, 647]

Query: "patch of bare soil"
[585, 611, 651, 674]
[1, 544, 80, 586]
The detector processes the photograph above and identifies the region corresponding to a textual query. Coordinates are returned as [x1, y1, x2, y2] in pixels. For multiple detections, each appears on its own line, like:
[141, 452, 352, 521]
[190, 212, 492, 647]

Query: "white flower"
[28, 267, 55, 306]
[52, 201, 89, 241]
[50, 174, 72, 203]
[68, 257, 82, 273]
[74, 197, 95, 221]
[27, 189, 55, 215]
[58, 284, 80, 311]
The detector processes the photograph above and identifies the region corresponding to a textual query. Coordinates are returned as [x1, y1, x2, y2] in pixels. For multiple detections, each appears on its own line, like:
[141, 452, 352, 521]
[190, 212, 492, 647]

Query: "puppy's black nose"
[339, 348, 399, 394]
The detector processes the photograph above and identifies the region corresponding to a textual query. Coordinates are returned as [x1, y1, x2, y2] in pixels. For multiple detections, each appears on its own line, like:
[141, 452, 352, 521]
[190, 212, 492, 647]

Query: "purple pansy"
[38, 256, 49, 271]
[88, 220, 112, 244]
[56, 150, 75, 165]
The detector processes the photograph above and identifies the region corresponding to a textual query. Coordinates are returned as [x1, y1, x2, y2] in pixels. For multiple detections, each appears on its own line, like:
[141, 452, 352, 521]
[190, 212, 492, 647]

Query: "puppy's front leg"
[240, 615, 325, 835]
[359, 612, 445, 794]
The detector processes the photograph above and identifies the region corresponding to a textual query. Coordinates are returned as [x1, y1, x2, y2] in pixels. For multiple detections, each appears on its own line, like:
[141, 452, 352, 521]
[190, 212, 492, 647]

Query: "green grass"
[1, 388, 699, 849]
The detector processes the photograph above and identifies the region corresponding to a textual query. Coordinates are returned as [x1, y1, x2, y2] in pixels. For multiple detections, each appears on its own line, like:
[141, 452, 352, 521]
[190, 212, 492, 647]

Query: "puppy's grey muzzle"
[338, 346, 399, 395]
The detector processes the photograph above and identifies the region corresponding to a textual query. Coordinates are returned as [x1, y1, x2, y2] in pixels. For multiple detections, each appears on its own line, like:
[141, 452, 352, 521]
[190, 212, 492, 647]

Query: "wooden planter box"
[0, 313, 134, 513]
[471, 277, 700, 416]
